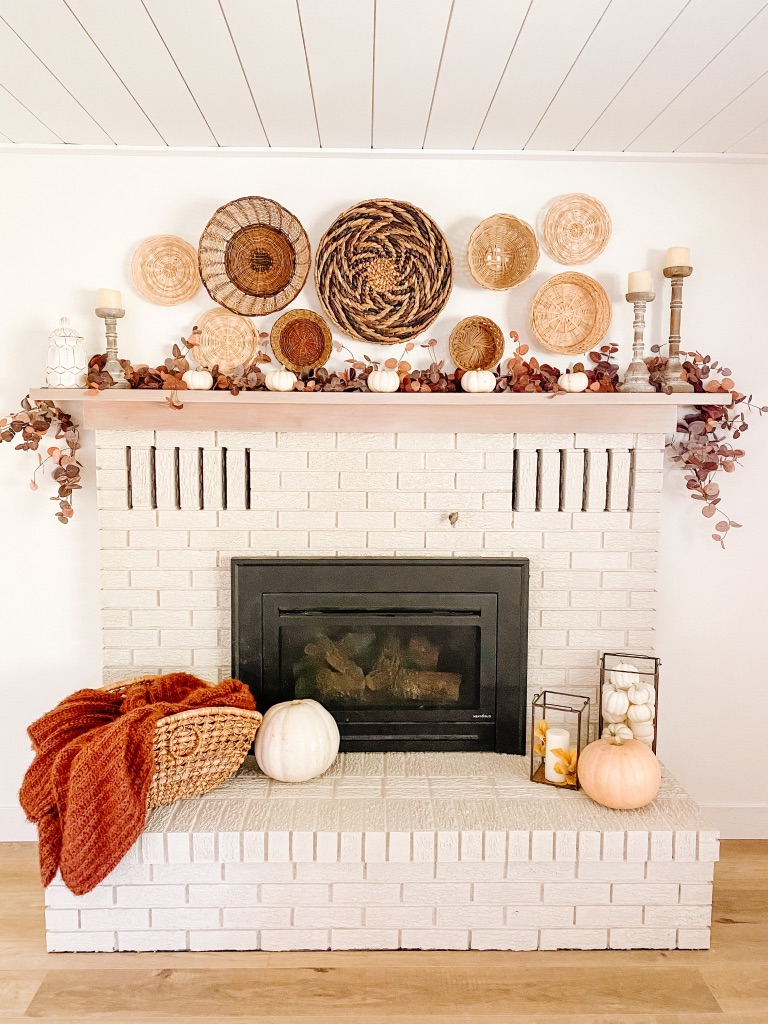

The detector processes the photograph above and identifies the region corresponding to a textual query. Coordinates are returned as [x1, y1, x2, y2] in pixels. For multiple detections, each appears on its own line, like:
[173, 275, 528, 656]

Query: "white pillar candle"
[97, 288, 122, 309]
[544, 726, 570, 783]
[664, 247, 690, 269]
[627, 270, 652, 293]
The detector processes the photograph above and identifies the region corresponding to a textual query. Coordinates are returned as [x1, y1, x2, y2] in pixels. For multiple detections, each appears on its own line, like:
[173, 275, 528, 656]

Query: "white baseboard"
[699, 804, 768, 839]
[0, 805, 36, 842]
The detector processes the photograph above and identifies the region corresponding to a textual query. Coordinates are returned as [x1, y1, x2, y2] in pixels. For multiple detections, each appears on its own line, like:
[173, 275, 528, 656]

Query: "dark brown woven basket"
[314, 198, 453, 345]
[270, 309, 333, 372]
[198, 196, 311, 316]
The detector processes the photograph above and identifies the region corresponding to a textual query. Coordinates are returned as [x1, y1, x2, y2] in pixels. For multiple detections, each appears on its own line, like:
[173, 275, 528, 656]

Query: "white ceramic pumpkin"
[265, 368, 297, 392]
[628, 683, 655, 706]
[255, 698, 340, 783]
[627, 701, 654, 724]
[602, 723, 633, 743]
[557, 371, 589, 393]
[602, 685, 630, 718]
[610, 662, 640, 690]
[460, 369, 496, 393]
[367, 369, 400, 393]
[182, 367, 214, 390]
[577, 737, 661, 810]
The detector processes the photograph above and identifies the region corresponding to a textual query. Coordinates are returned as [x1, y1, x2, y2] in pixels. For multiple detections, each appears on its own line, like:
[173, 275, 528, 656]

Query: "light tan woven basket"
[102, 677, 262, 808]
[541, 194, 611, 265]
[194, 307, 258, 373]
[467, 214, 539, 290]
[529, 272, 611, 355]
[449, 316, 505, 371]
[131, 235, 201, 306]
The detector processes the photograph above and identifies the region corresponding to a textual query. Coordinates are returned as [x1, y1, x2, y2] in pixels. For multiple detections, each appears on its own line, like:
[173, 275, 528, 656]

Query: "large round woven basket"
[198, 196, 311, 316]
[195, 307, 258, 372]
[449, 316, 505, 371]
[530, 272, 611, 355]
[271, 309, 333, 372]
[101, 677, 262, 808]
[314, 198, 453, 345]
[541, 194, 611, 265]
[132, 235, 201, 306]
[467, 215, 539, 290]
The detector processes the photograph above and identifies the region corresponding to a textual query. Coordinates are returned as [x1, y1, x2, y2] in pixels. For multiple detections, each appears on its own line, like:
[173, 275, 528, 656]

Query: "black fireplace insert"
[231, 558, 528, 753]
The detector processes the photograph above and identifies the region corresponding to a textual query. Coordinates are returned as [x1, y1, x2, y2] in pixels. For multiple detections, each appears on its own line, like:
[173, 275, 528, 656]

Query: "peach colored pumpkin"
[577, 737, 661, 810]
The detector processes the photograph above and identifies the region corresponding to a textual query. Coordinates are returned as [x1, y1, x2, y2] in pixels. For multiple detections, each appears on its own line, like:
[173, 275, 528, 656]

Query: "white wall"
[1, 151, 766, 840]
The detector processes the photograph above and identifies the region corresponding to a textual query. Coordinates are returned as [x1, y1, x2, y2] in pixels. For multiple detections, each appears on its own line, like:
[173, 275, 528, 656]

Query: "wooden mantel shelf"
[27, 388, 730, 434]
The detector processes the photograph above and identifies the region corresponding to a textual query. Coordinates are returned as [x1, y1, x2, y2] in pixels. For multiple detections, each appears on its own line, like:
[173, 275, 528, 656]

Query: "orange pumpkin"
[577, 737, 661, 810]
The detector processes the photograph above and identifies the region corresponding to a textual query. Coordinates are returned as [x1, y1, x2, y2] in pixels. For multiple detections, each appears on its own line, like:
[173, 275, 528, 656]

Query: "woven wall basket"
[449, 316, 505, 371]
[270, 309, 332, 372]
[467, 215, 539, 290]
[194, 307, 258, 372]
[131, 235, 201, 306]
[102, 677, 262, 808]
[530, 272, 611, 355]
[314, 198, 453, 345]
[198, 196, 311, 316]
[541, 194, 611, 265]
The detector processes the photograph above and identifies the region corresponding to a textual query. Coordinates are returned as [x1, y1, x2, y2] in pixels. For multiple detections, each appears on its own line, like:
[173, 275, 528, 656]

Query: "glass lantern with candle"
[530, 691, 590, 790]
[599, 652, 660, 752]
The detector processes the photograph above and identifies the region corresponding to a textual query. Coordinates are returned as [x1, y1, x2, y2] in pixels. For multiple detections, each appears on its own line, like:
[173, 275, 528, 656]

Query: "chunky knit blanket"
[19, 673, 256, 895]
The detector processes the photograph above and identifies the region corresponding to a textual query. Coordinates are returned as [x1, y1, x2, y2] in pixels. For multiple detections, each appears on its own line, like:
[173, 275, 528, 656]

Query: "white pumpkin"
[602, 723, 633, 743]
[557, 371, 589, 393]
[602, 685, 630, 718]
[367, 369, 400, 393]
[609, 662, 640, 690]
[182, 367, 214, 390]
[255, 698, 340, 783]
[265, 368, 297, 392]
[627, 701, 655, 724]
[629, 719, 655, 739]
[628, 683, 655, 706]
[460, 369, 496, 393]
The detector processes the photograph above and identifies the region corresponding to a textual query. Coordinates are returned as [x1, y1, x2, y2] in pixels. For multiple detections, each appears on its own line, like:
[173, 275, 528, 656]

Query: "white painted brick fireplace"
[43, 422, 718, 952]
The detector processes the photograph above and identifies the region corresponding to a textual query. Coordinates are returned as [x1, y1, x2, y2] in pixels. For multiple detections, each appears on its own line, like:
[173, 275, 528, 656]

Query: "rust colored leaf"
[384, 358, 398, 369]
[720, 378, 734, 390]
[702, 504, 716, 518]
[715, 520, 729, 531]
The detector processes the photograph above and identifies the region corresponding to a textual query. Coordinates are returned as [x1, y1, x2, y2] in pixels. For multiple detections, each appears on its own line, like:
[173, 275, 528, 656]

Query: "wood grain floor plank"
[0, 971, 45, 1018]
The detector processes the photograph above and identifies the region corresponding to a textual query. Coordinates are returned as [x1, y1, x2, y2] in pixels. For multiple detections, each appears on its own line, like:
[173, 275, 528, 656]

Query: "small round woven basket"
[198, 196, 311, 316]
[270, 309, 333, 372]
[530, 272, 611, 355]
[132, 235, 201, 306]
[101, 677, 262, 808]
[194, 307, 258, 372]
[541, 194, 611, 265]
[449, 316, 505, 371]
[467, 215, 539, 290]
[314, 198, 453, 345]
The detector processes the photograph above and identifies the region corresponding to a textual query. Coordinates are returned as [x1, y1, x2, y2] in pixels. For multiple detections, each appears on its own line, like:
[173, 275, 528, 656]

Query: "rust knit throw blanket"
[19, 673, 256, 895]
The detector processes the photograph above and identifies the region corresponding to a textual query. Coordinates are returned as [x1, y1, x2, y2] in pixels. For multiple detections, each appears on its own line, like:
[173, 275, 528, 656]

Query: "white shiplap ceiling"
[0, 0, 766, 154]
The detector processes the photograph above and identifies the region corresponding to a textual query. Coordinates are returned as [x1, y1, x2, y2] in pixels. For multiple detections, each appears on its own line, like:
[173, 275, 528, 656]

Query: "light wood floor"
[1, 841, 767, 1022]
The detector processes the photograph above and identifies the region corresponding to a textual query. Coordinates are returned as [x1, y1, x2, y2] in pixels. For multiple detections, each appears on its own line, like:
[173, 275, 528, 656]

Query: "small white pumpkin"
[628, 683, 655, 706]
[255, 698, 340, 783]
[460, 369, 496, 393]
[627, 701, 654, 724]
[602, 685, 630, 718]
[557, 371, 589, 393]
[601, 708, 627, 724]
[609, 662, 640, 690]
[367, 369, 400, 393]
[265, 368, 297, 392]
[629, 719, 655, 739]
[182, 367, 214, 390]
[602, 723, 633, 743]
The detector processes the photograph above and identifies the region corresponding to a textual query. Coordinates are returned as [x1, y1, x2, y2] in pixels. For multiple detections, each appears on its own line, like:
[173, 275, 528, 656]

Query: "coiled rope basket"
[102, 676, 262, 808]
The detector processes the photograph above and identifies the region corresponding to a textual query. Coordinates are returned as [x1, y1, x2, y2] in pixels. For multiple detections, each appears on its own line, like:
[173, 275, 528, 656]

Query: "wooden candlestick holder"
[95, 306, 129, 388]
[619, 290, 655, 393]
[661, 266, 694, 393]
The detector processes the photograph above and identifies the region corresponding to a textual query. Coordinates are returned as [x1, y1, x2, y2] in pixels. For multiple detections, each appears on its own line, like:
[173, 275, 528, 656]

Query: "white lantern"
[46, 317, 87, 388]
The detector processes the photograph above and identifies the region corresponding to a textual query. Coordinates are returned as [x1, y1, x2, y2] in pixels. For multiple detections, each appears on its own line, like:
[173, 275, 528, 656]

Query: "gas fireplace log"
[304, 633, 366, 685]
[364, 634, 402, 691]
[392, 670, 461, 702]
[405, 634, 440, 671]
[336, 631, 376, 659]
[315, 666, 367, 699]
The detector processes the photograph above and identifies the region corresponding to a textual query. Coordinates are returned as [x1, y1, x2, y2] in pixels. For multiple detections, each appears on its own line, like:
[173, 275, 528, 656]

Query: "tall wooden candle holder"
[661, 265, 694, 393]
[619, 290, 655, 393]
[96, 307, 129, 388]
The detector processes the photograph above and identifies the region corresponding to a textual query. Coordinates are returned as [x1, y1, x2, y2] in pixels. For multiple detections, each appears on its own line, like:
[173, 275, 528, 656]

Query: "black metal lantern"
[530, 690, 590, 791]
[599, 652, 661, 753]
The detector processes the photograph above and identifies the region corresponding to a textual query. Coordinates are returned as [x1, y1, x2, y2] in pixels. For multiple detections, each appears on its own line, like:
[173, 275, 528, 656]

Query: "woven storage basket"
[467, 214, 539, 290]
[101, 677, 262, 808]
[194, 307, 258, 373]
[131, 235, 201, 306]
[314, 198, 453, 345]
[449, 316, 505, 370]
[541, 193, 611, 265]
[271, 309, 333, 372]
[530, 272, 611, 355]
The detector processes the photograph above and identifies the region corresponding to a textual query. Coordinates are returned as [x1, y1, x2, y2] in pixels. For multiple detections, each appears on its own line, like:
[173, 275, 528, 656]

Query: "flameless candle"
[664, 247, 690, 269]
[544, 726, 570, 783]
[97, 288, 122, 309]
[628, 270, 652, 294]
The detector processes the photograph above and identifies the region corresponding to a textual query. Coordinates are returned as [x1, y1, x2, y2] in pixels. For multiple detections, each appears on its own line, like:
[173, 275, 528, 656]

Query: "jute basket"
[102, 677, 262, 808]
[449, 316, 505, 371]
[270, 309, 333, 372]
[131, 235, 201, 306]
[529, 272, 611, 355]
[541, 194, 611, 265]
[467, 214, 539, 290]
